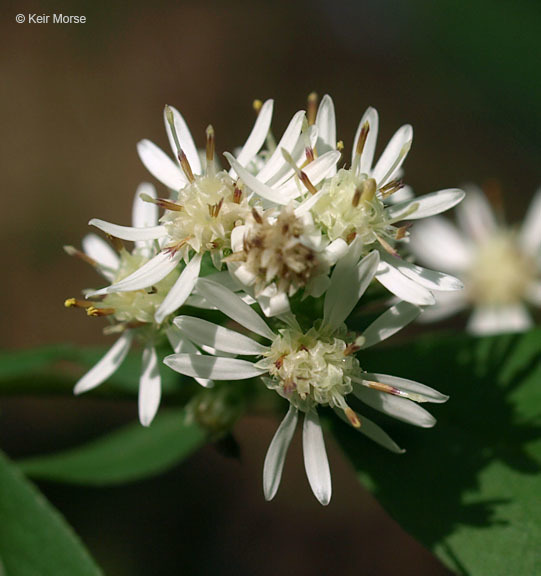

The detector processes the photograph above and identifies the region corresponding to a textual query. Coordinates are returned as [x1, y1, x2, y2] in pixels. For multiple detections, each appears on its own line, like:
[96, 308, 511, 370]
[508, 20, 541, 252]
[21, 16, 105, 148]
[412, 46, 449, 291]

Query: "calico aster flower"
[410, 185, 541, 334]
[65, 184, 210, 426]
[164, 239, 448, 504]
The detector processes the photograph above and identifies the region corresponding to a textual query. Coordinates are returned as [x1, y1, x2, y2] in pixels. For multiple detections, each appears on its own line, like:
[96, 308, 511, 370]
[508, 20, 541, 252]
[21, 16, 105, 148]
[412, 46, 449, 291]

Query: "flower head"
[410, 185, 541, 334]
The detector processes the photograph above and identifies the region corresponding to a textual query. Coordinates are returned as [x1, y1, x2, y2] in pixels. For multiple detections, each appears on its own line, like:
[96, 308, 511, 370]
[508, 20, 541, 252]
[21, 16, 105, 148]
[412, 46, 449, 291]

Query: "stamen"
[103, 320, 146, 335]
[164, 104, 195, 183]
[86, 306, 115, 317]
[346, 231, 357, 244]
[233, 185, 243, 204]
[163, 237, 191, 256]
[336, 140, 344, 151]
[365, 380, 428, 403]
[360, 178, 377, 205]
[251, 207, 263, 224]
[206, 124, 215, 176]
[208, 197, 224, 218]
[344, 406, 361, 428]
[307, 92, 318, 125]
[355, 121, 370, 158]
[395, 223, 412, 240]
[352, 188, 361, 207]
[281, 149, 318, 195]
[140, 192, 183, 212]
[252, 99, 263, 113]
[376, 234, 400, 258]
[379, 178, 404, 198]
[64, 298, 93, 309]
[63, 246, 98, 268]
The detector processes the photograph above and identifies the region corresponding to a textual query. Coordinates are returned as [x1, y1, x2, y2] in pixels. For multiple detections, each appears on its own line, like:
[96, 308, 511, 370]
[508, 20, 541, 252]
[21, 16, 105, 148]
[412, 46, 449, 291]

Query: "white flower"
[65, 184, 211, 426]
[410, 185, 541, 334]
[85, 103, 280, 323]
[225, 204, 347, 317]
[163, 240, 448, 504]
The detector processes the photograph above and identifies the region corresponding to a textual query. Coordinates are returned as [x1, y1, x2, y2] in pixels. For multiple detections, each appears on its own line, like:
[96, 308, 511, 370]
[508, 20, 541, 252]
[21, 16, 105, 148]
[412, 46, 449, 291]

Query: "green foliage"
[0, 450, 103, 575]
[19, 409, 206, 485]
[333, 328, 541, 576]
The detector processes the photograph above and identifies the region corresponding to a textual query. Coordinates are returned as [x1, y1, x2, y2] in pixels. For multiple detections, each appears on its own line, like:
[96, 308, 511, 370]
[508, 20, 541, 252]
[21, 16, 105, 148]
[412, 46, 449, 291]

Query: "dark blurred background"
[1, 0, 539, 574]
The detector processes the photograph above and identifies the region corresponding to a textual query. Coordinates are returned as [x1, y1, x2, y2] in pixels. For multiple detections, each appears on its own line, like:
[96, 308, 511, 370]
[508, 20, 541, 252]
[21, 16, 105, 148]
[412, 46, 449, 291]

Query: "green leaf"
[0, 450, 103, 575]
[19, 409, 206, 485]
[333, 328, 541, 576]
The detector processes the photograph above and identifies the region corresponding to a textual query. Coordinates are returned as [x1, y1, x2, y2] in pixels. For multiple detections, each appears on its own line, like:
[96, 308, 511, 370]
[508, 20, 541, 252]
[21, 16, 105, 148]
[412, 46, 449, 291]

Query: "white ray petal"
[315, 94, 337, 159]
[352, 106, 379, 174]
[225, 152, 291, 205]
[231, 99, 274, 175]
[380, 252, 463, 291]
[386, 189, 465, 221]
[357, 373, 449, 403]
[88, 250, 182, 297]
[255, 111, 306, 183]
[303, 410, 331, 506]
[456, 185, 498, 242]
[165, 328, 213, 388]
[258, 291, 291, 318]
[196, 278, 275, 340]
[137, 139, 186, 190]
[164, 105, 202, 175]
[335, 409, 404, 453]
[417, 292, 468, 323]
[154, 254, 202, 324]
[138, 345, 161, 427]
[324, 250, 380, 329]
[74, 332, 133, 394]
[263, 406, 298, 501]
[82, 234, 119, 280]
[467, 304, 533, 336]
[519, 188, 541, 254]
[174, 316, 267, 355]
[163, 353, 266, 380]
[360, 301, 421, 349]
[371, 124, 412, 186]
[409, 217, 472, 272]
[352, 384, 436, 428]
[376, 259, 436, 305]
[89, 218, 167, 242]
[132, 183, 159, 256]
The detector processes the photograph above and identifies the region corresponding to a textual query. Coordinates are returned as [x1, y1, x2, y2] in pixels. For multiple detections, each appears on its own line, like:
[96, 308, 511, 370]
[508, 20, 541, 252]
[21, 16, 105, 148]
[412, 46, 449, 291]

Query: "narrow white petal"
[315, 94, 336, 158]
[74, 332, 133, 394]
[456, 185, 498, 243]
[376, 259, 436, 305]
[409, 217, 472, 272]
[372, 124, 413, 186]
[137, 139, 186, 190]
[163, 353, 266, 380]
[82, 234, 119, 280]
[357, 373, 449, 403]
[132, 183, 159, 228]
[164, 105, 202, 175]
[352, 106, 379, 174]
[88, 250, 182, 297]
[277, 150, 341, 199]
[154, 254, 202, 324]
[263, 406, 298, 501]
[360, 301, 421, 349]
[258, 292, 291, 318]
[174, 316, 267, 355]
[335, 409, 404, 453]
[467, 304, 533, 336]
[256, 111, 306, 183]
[353, 384, 436, 427]
[380, 252, 463, 291]
[519, 188, 541, 254]
[303, 411, 331, 506]
[138, 346, 161, 427]
[232, 99, 274, 174]
[165, 327, 213, 388]
[89, 218, 167, 242]
[225, 152, 290, 205]
[386, 189, 465, 221]
[196, 278, 275, 340]
[324, 250, 380, 329]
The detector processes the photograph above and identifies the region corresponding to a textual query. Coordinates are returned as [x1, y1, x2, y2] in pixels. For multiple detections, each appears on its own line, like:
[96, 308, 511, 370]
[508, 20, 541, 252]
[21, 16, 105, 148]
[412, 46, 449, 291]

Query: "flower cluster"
[66, 94, 469, 504]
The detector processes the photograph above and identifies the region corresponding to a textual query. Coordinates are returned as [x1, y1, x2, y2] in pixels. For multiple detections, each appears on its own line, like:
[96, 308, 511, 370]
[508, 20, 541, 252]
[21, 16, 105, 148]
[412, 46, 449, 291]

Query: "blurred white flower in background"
[410, 185, 541, 334]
